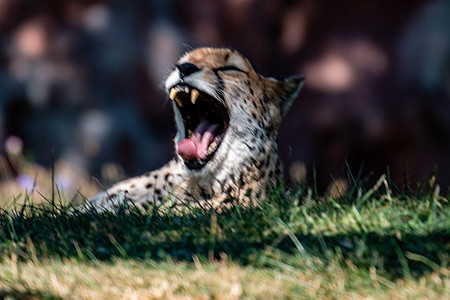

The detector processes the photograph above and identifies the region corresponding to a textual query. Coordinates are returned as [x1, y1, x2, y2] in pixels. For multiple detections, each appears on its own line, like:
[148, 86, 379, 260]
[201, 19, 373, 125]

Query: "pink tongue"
[178, 120, 219, 160]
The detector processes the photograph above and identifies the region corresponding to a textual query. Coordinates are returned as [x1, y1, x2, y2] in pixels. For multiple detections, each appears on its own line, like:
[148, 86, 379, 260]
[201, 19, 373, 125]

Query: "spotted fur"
[87, 47, 304, 210]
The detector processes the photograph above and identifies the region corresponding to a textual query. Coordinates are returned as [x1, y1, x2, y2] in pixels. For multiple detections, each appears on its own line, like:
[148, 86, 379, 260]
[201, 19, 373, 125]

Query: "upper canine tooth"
[191, 89, 199, 104]
[169, 88, 177, 100]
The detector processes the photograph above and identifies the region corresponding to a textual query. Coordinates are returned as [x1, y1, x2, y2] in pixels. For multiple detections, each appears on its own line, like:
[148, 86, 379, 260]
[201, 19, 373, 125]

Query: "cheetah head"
[165, 48, 304, 174]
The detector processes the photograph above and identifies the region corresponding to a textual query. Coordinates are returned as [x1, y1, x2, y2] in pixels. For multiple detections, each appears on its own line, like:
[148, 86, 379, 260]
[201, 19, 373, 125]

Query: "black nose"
[176, 62, 201, 78]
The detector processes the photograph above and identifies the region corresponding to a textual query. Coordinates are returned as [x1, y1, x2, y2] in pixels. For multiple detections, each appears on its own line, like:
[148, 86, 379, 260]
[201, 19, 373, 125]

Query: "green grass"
[0, 176, 449, 299]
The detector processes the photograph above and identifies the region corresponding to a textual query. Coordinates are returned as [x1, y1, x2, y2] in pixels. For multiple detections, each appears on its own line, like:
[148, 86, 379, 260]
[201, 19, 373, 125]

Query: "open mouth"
[169, 84, 229, 170]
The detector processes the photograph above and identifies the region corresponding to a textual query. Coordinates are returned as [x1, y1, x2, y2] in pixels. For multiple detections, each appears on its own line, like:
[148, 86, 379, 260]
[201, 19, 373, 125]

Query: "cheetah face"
[165, 48, 253, 170]
[165, 48, 304, 172]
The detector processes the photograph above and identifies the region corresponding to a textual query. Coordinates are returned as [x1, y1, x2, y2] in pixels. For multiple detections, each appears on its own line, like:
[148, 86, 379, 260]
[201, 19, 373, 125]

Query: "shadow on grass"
[0, 288, 62, 300]
[1, 198, 448, 280]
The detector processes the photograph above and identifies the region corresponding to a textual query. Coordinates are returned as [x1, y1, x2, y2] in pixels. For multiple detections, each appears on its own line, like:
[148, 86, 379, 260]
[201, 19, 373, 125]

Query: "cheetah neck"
[87, 132, 280, 210]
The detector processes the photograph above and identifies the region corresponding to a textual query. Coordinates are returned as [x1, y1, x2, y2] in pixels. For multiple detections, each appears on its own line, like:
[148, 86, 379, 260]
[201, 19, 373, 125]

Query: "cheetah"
[86, 47, 304, 210]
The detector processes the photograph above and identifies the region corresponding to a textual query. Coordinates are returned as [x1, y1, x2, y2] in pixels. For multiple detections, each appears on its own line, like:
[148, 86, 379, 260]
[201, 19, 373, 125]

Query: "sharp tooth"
[175, 95, 183, 107]
[208, 141, 218, 152]
[169, 88, 177, 100]
[191, 89, 199, 104]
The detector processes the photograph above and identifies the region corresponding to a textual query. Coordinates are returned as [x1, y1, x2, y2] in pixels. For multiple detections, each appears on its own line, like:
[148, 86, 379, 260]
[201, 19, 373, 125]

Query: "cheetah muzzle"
[86, 47, 304, 211]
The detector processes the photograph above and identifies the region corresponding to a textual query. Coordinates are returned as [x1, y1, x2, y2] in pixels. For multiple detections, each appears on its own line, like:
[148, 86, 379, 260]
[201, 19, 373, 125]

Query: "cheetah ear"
[266, 75, 304, 116]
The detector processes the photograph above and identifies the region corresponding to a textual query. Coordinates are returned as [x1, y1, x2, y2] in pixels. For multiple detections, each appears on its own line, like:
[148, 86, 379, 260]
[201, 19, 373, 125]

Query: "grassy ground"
[0, 175, 449, 299]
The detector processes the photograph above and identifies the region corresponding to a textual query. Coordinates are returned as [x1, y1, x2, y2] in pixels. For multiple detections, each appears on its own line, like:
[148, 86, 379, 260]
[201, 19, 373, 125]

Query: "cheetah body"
[87, 48, 303, 210]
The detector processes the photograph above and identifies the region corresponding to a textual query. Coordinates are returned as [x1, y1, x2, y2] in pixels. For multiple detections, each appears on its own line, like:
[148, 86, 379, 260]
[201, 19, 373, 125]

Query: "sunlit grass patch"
[0, 254, 447, 299]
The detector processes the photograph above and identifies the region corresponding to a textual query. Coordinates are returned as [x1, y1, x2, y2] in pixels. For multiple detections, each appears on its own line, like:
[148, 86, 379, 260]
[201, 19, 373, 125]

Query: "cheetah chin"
[86, 47, 304, 211]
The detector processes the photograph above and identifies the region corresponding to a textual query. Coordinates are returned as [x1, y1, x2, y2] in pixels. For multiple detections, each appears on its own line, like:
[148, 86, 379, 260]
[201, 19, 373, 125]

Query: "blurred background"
[0, 0, 449, 201]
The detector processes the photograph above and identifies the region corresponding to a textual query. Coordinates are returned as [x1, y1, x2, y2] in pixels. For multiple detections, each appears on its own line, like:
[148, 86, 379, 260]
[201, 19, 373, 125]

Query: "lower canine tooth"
[169, 88, 177, 100]
[175, 96, 183, 107]
[191, 89, 199, 104]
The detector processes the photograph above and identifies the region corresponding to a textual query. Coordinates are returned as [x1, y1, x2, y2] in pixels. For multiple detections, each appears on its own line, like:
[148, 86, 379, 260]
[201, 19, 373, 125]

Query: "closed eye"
[214, 66, 246, 73]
